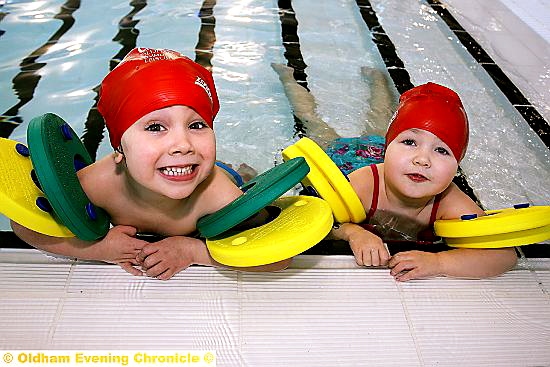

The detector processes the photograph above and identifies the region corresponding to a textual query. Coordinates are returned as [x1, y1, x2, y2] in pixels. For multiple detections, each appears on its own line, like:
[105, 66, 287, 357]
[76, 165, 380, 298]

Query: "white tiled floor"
[1, 250, 549, 366]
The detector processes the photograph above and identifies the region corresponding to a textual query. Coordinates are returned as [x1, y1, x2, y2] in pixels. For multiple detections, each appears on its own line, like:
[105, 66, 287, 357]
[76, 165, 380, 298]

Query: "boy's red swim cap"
[385, 82, 469, 161]
[98, 47, 219, 149]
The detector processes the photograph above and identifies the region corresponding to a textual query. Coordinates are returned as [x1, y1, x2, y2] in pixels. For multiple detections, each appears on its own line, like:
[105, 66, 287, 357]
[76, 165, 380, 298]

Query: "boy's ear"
[113, 149, 124, 164]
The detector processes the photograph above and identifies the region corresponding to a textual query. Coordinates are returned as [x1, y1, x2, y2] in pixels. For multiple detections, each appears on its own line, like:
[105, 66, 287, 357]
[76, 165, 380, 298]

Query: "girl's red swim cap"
[98, 47, 219, 149]
[385, 82, 469, 161]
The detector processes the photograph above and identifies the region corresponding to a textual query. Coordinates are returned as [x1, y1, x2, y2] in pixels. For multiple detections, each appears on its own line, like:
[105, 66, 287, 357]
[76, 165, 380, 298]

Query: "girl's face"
[384, 128, 459, 200]
[118, 105, 216, 200]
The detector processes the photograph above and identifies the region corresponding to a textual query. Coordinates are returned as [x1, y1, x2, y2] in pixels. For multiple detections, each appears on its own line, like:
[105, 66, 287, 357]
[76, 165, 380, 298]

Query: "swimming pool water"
[1, 0, 549, 234]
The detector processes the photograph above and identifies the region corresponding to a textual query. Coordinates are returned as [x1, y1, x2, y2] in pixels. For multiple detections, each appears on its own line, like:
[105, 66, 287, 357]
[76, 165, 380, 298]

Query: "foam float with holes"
[27, 113, 110, 241]
[282, 137, 550, 248]
[197, 156, 333, 266]
[0, 137, 74, 237]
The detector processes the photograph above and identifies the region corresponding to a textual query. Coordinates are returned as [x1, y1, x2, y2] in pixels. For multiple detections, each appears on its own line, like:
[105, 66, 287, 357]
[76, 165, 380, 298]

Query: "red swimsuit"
[361, 164, 442, 244]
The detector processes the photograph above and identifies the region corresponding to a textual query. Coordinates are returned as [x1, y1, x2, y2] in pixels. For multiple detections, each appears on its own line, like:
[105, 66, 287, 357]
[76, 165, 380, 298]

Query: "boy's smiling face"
[118, 105, 216, 200]
[383, 128, 458, 200]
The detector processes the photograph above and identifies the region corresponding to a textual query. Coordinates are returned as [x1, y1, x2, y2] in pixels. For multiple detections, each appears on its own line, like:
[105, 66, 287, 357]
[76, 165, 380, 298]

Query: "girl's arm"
[438, 247, 517, 278]
[388, 184, 518, 281]
[330, 222, 390, 266]
[388, 247, 517, 281]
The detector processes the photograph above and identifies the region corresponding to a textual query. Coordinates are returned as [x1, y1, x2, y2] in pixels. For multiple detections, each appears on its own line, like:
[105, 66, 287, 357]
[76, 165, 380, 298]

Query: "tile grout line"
[394, 281, 426, 366]
[46, 260, 77, 348]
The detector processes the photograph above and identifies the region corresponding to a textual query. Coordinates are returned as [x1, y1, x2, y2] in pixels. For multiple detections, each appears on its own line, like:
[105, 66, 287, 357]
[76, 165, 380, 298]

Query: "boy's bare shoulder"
[77, 154, 122, 207]
[193, 166, 243, 214]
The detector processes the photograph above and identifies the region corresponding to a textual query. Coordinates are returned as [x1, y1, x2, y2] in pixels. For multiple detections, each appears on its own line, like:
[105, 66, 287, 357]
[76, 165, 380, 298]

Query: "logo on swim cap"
[195, 76, 213, 104]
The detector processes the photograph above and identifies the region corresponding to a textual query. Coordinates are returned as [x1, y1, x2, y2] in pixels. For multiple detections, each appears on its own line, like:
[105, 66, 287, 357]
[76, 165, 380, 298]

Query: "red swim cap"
[98, 47, 219, 149]
[385, 82, 469, 161]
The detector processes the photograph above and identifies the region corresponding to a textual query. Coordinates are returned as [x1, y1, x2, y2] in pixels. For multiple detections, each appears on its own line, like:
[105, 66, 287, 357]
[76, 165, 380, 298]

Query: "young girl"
[11, 48, 289, 279]
[331, 83, 517, 281]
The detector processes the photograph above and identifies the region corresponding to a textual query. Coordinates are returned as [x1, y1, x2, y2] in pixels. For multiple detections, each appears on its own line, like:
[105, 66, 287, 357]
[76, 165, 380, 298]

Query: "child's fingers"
[389, 257, 413, 276]
[388, 251, 408, 268]
[350, 246, 365, 266]
[114, 225, 139, 237]
[140, 253, 162, 271]
[361, 248, 373, 266]
[144, 263, 169, 278]
[380, 243, 391, 265]
[394, 269, 418, 282]
[119, 262, 143, 276]
[136, 244, 159, 263]
[370, 248, 380, 266]
[156, 269, 175, 281]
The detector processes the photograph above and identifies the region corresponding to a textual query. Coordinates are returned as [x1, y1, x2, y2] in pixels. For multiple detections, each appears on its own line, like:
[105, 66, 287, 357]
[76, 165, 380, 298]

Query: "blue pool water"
[1, 0, 549, 233]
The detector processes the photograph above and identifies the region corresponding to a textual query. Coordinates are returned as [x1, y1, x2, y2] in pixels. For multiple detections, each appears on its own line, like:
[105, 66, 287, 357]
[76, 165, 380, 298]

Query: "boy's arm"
[136, 235, 292, 280]
[11, 220, 148, 275]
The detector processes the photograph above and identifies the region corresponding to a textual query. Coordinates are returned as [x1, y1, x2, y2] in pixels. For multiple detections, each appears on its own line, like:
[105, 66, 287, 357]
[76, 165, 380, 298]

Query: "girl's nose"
[413, 150, 430, 167]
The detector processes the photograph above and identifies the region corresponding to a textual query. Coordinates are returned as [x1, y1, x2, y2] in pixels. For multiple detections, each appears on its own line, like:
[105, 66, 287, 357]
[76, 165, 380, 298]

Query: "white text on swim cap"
[195, 76, 213, 103]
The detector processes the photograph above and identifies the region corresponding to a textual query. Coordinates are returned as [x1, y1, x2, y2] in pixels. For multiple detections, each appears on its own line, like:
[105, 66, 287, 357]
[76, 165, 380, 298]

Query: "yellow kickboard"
[206, 196, 333, 267]
[0, 138, 73, 237]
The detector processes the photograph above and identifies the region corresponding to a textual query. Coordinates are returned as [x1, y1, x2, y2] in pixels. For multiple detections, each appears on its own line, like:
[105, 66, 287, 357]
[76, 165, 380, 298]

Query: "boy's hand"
[388, 250, 442, 281]
[136, 236, 203, 280]
[99, 225, 148, 276]
[348, 229, 390, 267]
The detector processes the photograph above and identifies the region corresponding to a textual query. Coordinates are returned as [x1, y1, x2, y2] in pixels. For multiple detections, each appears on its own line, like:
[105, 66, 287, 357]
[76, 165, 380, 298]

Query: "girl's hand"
[348, 229, 390, 267]
[388, 250, 442, 281]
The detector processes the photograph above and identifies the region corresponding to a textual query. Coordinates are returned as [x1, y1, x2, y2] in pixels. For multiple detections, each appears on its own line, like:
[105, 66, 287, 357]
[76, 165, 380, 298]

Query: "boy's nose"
[168, 133, 193, 155]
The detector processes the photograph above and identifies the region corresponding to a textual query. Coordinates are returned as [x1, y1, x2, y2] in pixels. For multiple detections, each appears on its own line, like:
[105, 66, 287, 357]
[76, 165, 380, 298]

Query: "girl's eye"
[145, 122, 166, 132]
[189, 120, 208, 130]
[435, 147, 450, 155]
[401, 139, 416, 146]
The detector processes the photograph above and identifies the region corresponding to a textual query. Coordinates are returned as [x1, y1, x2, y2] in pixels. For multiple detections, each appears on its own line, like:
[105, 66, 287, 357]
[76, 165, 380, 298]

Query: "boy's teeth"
[162, 166, 193, 176]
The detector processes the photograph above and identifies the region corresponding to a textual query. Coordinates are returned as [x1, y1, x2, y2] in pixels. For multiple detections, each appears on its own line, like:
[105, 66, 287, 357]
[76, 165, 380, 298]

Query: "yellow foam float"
[282, 137, 366, 223]
[206, 195, 333, 267]
[0, 138, 73, 237]
[435, 205, 550, 248]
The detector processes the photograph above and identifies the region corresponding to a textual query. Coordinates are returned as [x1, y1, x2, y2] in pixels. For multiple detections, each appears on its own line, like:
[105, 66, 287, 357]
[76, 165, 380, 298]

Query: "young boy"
[331, 82, 517, 281]
[11, 47, 289, 280]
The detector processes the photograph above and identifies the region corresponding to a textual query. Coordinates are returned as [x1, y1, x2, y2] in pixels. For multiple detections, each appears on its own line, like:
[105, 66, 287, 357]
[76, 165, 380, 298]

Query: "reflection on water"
[0, 0, 80, 138]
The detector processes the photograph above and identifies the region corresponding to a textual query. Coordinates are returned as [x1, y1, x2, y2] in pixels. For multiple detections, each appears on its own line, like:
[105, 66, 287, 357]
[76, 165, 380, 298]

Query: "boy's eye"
[189, 120, 208, 129]
[145, 122, 166, 132]
[435, 147, 450, 155]
[401, 139, 416, 146]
